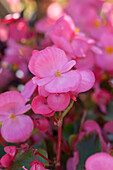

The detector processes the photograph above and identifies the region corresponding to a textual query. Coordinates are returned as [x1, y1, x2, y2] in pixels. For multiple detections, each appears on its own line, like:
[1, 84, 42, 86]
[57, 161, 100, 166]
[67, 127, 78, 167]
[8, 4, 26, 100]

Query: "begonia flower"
[85, 152, 113, 170]
[28, 46, 81, 93]
[0, 91, 34, 143]
[95, 31, 113, 71]
[35, 118, 49, 132]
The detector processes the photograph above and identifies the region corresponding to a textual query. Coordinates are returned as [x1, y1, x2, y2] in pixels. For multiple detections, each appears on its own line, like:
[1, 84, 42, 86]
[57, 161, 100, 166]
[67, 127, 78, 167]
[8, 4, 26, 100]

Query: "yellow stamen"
[102, 73, 107, 80]
[105, 46, 113, 54]
[55, 70, 61, 77]
[94, 20, 101, 28]
[75, 27, 80, 34]
[12, 64, 18, 71]
[10, 114, 16, 119]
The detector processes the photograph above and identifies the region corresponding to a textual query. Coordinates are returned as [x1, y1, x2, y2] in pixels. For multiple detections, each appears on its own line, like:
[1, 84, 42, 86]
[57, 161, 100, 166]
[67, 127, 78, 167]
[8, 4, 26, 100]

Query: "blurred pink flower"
[0, 91, 34, 143]
[85, 152, 113, 170]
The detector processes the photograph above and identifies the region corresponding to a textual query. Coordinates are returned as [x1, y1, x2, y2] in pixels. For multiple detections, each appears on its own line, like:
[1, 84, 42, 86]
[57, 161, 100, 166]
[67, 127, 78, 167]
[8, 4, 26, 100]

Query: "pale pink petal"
[75, 69, 95, 93]
[50, 34, 73, 53]
[85, 153, 113, 170]
[75, 52, 95, 69]
[0, 91, 25, 108]
[61, 60, 76, 73]
[47, 93, 70, 111]
[28, 47, 68, 77]
[71, 39, 88, 58]
[35, 76, 54, 86]
[45, 70, 81, 93]
[21, 79, 37, 102]
[38, 86, 50, 97]
[1, 115, 34, 143]
[104, 121, 113, 134]
[31, 96, 53, 115]
[16, 104, 31, 115]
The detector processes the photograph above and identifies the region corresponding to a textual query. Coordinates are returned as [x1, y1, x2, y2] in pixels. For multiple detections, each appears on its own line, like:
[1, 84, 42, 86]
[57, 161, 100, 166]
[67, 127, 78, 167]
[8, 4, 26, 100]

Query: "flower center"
[10, 114, 16, 119]
[55, 70, 61, 76]
[12, 64, 18, 71]
[105, 46, 113, 54]
[94, 20, 101, 28]
[75, 27, 80, 34]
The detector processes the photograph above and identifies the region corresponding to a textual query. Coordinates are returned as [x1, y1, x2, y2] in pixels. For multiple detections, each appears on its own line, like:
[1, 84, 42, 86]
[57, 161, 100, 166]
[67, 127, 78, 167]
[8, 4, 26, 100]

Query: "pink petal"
[45, 70, 81, 93]
[50, 34, 73, 53]
[104, 121, 113, 134]
[21, 79, 37, 102]
[75, 69, 95, 93]
[34, 76, 54, 86]
[47, 93, 70, 111]
[75, 52, 95, 69]
[4, 146, 17, 157]
[0, 91, 25, 108]
[1, 115, 34, 143]
[85, 153, 113, 170]
[31, 96, 53, 115]
[28, 47, 68, 77]
[16, 104, 31, 115]
[61, 60, 76, 73]
[71, 39, 88, 58]
[38, 86, 49, 97]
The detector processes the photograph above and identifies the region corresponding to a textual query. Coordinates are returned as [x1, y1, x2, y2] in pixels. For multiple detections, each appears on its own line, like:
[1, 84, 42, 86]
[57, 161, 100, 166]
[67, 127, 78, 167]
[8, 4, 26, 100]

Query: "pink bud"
[4, 146, 17, 157]
[0, 154, 12, 167]
[37, 118, 49, 132]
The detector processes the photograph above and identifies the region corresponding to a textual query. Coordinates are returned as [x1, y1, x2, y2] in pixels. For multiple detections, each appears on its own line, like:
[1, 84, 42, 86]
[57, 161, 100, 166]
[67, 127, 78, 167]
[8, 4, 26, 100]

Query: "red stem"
[37, 151, 52, 164]
[0, 136, 6, 147]
[56, 112, 62, 169]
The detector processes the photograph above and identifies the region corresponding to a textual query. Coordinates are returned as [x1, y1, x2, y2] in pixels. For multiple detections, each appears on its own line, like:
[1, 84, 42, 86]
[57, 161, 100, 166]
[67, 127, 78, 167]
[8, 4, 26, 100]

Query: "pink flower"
[28, 47, 81, 93]
[95, 31, 113, 71]
[0, 91, 34, 143]
[92, 84, 112, 113]
[66, 151, 79, 170]
[85, 152, 113, 170]
[8, 19, 28, 42]
[32, 96, 55, 117]
[0, 153, 12, 168]
[34, 118, 49, 132]
[0, 146, 17, 168]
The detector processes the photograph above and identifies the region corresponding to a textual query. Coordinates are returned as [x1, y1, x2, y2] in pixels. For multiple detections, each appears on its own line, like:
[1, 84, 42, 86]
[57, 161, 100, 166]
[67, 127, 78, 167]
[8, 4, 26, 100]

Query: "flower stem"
[61, 100, 74, 119]
[56, 112, 62, 169]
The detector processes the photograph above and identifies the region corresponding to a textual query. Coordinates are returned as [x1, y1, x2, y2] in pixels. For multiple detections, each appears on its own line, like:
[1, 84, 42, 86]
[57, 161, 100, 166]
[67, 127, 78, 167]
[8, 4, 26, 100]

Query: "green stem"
[61, 100, 74, 119]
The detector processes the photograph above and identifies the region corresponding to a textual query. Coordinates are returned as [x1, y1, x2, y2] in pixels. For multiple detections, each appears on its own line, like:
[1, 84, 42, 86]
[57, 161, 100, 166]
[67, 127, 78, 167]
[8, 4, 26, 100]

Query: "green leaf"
[8, 149, 48, 170]
[103, 101, 113, 121]
[75, 132, 101, 170]
[69, 135, 77, 147]
[63, 122, 74, 141]
[0, 143, 5, 158]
